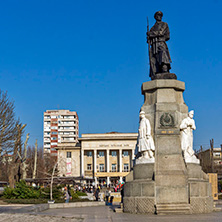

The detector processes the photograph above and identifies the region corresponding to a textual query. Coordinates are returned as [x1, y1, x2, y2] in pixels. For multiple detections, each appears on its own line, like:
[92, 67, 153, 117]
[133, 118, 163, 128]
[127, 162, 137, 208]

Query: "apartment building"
[43, 110, 79, 156]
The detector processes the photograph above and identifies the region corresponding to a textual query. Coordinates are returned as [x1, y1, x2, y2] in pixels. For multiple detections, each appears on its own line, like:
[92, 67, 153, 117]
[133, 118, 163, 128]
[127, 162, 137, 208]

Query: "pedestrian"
[105, 188, 110, 205]
[94, 188, 100, 201]
[64, 186, 71, 203]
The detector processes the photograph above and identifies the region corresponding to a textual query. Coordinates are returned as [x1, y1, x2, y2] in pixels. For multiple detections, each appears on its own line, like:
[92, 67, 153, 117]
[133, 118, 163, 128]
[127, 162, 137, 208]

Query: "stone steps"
[114, 203, 123, 213]
[156, 203, 190, 215]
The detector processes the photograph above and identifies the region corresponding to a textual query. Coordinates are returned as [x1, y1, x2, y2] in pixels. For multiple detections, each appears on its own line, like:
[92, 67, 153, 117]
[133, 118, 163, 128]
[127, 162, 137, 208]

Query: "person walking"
[105, 188, 111, 205]
[64, 186, 71, 203]
[94, 188, 100, 201]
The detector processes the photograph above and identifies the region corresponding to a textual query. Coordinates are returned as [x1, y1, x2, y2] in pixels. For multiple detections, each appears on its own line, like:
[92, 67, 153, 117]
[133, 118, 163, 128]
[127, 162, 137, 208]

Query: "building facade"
[43, 110, 79, 156]
[197, 146, 222, 176]
[79, 132, 138, 187]
[57, 142, 81, 177]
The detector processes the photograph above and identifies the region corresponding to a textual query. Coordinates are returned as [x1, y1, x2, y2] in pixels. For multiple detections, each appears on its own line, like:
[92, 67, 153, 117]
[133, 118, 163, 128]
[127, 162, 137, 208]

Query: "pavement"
[0, 205, 222, 222]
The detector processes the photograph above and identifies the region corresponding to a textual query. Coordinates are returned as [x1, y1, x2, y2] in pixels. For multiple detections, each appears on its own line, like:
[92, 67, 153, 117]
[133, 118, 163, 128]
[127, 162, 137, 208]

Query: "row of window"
[44, 121, 76, 124]
[86, 163, 129, 172]
[86, 151, 129, 157]
[44, 115, 77, 119]
[65, 151, 129, 157]
[67, 151, 129, 158]
[59, 126, 75, 129]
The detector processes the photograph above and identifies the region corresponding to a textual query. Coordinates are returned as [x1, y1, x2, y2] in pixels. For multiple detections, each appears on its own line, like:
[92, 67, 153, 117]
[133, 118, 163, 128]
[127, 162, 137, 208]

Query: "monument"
[123, 11, 214, 214]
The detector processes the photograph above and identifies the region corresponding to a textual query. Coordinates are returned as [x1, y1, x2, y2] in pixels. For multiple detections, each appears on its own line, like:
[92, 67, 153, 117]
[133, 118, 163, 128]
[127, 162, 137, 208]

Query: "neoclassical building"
[57, 132, 138, 187]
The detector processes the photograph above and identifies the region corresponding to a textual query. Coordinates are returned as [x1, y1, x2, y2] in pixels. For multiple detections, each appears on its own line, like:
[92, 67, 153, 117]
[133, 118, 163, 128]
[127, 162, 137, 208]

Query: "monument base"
[124, 163, 155, 214]
[123, 79, 213, 215]
[152, 72, 177, 80]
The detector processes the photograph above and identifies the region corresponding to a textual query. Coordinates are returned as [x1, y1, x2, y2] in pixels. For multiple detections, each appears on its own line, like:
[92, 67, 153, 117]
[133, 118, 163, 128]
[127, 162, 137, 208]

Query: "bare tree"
[0, 90, 17, 179]
[17, 133, 29, 179]
[33, 140, 38, 179]
[8, 122, 26, 188]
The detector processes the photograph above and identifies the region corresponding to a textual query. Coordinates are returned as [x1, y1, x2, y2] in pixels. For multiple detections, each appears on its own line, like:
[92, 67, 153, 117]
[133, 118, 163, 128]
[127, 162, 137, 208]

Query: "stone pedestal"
[123, 79, 213, 214]
[124, 163, 155, 214]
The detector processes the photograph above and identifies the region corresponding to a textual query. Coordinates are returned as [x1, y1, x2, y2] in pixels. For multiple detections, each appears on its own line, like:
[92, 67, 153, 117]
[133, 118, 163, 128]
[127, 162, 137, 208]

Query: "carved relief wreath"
[160, 113, 174, 127]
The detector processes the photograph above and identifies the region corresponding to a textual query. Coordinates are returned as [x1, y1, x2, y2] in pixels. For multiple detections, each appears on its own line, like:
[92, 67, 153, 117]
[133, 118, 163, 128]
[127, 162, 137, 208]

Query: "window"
[123, 151, 129, 157]
[51, 142, 57, 145]
[87, 164, 92, 170]
[87, 151, 92, 157]
[111, 151, 117, 157]
[124, 164, 129, 172]
[51, 132, 57, 135]
[99, 164, 105, 172]
[51, 137, 57, 140]
[112, 164, 117, 172]
[67, 152, 71, 158]
[99, 151, 104, 157]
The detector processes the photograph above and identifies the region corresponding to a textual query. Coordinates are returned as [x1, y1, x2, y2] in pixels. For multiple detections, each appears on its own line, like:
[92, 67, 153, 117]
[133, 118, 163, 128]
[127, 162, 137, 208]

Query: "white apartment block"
[43, 110, 79, 156]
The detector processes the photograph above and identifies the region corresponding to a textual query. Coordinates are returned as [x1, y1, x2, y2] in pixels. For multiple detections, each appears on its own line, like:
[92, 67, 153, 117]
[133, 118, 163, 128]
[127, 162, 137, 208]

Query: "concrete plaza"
[0, 205, 222, 222]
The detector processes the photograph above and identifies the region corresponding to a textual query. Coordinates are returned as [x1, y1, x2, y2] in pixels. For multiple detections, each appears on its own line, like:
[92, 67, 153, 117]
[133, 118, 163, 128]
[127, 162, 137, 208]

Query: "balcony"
[61, 134, 76, 137]
[58, 128, 75, 131]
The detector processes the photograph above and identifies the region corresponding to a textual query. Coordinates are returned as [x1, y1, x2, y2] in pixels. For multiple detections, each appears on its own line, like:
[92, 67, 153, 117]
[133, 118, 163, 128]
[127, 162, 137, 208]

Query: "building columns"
[94, 150, 97, 187]
[119, 149, 122, 173]
[81, 149, 84, 177]
[106, 150, 109, 173]
[131, 149, 134, 169]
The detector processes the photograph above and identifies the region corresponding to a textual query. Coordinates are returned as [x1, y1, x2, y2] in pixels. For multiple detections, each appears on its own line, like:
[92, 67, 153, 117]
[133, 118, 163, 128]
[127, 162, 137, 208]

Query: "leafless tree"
[8, 121, 26, 188]
[0, 90, 17, 179]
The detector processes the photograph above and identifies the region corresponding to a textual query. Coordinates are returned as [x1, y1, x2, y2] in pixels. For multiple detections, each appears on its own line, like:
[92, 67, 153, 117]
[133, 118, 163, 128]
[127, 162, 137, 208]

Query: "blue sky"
[0, 0, 221, 150]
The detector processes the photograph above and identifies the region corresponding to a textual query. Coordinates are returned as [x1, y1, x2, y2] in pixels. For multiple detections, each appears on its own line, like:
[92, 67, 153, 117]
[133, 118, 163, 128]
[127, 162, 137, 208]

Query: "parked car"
[0, 181, 8, 194]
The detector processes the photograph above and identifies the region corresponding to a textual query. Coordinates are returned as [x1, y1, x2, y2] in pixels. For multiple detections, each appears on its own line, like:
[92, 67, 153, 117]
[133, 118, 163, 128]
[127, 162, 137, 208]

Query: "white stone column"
[94, 150, 97, 187]
[120, 176, 123, 183]
[106, 150, 109, 172]
[81, 149, 84, 177]
[131, 149, 134, 169]
[119, 149, 122, 172]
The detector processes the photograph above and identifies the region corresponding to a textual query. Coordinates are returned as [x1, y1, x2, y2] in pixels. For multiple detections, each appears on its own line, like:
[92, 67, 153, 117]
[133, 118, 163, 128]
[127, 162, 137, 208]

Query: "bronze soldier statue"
[147, 11, 176, 80]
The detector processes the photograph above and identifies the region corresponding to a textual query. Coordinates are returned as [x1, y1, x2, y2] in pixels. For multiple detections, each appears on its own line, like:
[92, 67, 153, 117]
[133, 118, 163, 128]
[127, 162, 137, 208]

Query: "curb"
[48, 201, 105, 209]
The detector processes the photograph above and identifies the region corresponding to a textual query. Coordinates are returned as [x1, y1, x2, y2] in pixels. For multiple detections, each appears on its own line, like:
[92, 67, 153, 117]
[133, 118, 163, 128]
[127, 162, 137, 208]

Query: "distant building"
[57, 142, 81, 178]
[79, 132, 138, 187]
[197, 146, 222, 177]
[56, 132, 138, 187]
[43, 110, 79, 156]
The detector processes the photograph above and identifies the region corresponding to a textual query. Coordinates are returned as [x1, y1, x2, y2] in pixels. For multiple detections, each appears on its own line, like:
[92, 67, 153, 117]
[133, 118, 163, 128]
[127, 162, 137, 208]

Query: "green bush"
[39, 186, 63, 200]
[3, 180, 40, 199]
[3, 187, 14, 199]
[69, 189, 79, 199]
[76, 191, 87, 196]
